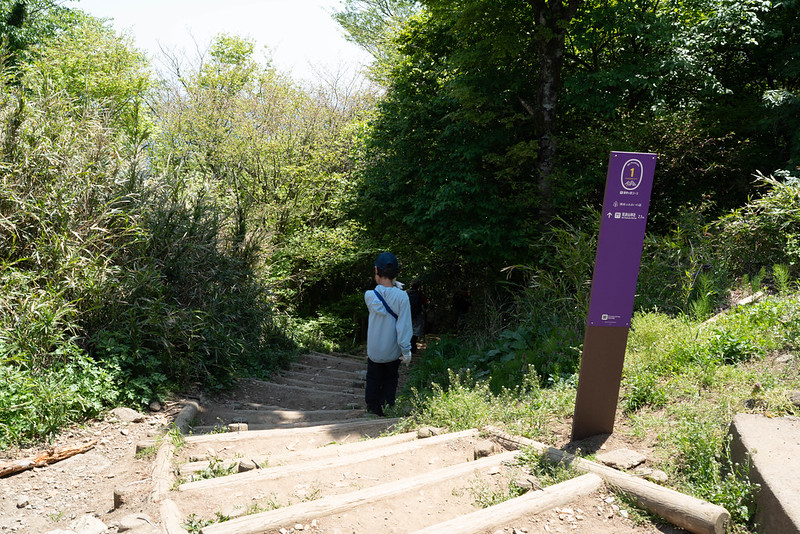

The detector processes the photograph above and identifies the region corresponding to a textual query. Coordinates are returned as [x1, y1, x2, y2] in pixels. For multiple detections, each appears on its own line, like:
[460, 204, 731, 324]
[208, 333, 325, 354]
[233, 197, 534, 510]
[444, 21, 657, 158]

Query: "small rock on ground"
[596, 448, 646, 470]
[110, 407, 146, 423]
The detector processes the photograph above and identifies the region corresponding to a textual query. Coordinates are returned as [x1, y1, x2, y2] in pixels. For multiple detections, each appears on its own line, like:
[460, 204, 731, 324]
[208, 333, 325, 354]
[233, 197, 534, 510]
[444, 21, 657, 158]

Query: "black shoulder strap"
[373, 289, 398, 320]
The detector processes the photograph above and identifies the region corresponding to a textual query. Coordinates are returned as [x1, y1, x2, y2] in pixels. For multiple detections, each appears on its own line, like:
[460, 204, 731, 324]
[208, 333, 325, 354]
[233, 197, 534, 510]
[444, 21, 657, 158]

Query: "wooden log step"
[188, 416, 370, 435]
[484, 426, 731, 534]
[265, 376, 361, 395]
[270, 374, 364, 392]
[412, 473, 604, 534]
[198, 450, 520, 534]
[202, 401, 306, 411]
[178, 430, 424, 476]
[241, 380, 363, 399]
[295, 352, 366, 372]
[310, 350, 365, 362]
[173, 418, 400, 462]
[284, 363, 363, 381]
[191, 407, 364, 428]
[226, 380, 363, 411]
[178, 429, 481, 493]
[272, 369, 364, 387]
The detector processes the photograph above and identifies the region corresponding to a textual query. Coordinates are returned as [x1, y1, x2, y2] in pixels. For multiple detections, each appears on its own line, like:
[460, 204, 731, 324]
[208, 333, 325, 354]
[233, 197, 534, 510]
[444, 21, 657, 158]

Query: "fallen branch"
[0, 440, 97, 478]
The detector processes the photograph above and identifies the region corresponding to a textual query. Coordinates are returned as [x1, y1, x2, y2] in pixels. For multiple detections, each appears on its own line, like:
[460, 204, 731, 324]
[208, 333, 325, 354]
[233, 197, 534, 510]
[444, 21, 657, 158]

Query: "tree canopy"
[348, 0, 800, 270]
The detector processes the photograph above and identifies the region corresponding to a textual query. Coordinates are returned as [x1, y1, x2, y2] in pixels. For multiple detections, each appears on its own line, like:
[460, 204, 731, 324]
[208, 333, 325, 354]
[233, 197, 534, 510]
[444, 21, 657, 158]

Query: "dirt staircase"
[147, 353, 723, 534]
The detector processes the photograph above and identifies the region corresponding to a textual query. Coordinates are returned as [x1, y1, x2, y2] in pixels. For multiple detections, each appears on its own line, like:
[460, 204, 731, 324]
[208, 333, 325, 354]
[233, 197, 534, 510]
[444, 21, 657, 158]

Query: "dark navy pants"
[365, 358, 401, 416]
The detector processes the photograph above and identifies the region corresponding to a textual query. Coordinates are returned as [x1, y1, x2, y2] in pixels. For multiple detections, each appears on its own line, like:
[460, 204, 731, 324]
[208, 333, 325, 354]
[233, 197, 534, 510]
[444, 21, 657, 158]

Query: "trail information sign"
[572, 151, 657, 440]
[588, 152, 656, 327]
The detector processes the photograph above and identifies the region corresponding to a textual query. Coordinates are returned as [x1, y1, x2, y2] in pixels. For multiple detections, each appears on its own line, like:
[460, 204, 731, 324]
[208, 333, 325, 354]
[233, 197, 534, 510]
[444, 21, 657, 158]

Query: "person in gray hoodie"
[364, 252, 412, 416]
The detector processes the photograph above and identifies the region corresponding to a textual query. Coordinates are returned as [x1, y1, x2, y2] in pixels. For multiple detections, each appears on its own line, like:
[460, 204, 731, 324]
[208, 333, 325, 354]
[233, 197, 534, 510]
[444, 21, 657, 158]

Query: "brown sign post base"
[571, 325, 630, 441]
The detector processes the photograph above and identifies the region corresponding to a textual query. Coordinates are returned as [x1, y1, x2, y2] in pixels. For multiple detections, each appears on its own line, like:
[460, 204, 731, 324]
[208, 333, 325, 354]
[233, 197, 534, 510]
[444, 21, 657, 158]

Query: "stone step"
[729, 413, 800, 534]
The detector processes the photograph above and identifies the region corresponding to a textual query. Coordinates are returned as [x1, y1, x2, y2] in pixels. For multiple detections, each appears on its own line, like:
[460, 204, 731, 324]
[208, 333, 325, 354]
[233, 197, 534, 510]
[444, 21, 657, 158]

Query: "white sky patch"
[71, 0, 373, 83]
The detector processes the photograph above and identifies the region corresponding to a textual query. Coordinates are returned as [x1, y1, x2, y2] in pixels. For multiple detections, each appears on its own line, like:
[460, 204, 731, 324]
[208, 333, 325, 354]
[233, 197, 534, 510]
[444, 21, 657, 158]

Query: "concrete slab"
[729, 413, 800, 534]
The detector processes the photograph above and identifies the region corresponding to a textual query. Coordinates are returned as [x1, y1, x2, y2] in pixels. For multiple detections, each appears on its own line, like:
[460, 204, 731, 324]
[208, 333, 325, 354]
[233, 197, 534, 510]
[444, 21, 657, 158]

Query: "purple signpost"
[572, 151, 657, 440]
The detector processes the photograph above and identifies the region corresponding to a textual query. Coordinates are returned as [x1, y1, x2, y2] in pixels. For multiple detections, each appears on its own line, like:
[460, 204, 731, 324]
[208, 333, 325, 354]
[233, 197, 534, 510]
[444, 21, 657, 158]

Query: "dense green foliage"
[716, 172, 800, 275]
[0, 6, 384, 446]
[149, 33, 381, 348]
[401, 289, 800, 528]
[0, 0, 80, 64]
[333, 0, 420, 82]
[0, 18, 295, 446]
[1, 18, 149, 445]
[2, 2, 800, 530]
[354, 0, 799, 269]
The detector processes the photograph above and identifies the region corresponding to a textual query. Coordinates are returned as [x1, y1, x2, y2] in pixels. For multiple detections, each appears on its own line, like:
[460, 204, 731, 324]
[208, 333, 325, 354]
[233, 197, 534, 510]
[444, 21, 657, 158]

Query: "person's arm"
[395, 292, 413, 363]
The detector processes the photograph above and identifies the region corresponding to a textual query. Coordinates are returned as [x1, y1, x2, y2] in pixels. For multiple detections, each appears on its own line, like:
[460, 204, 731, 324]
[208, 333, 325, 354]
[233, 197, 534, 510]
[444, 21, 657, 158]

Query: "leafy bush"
[0, 29, 141, 443]
[0, 351, 118, 447]
[266, 222, 371, 316]
[281, 310, 358, 353]
[628, 312, 697, 370]
[400, 370, 565, 435]
[473, 321, 581, 392]
[82, 192, 294, 399]
[716, 172, 800, 276]
[718, 295, 800, 353]
[403, 337, 473, 393]
[0, 23, 295, 446]
[704, 330, 763, 365]
[401, 216, 592, 396]
[636, 205, 728, 316]
[404, 372, 497, 432]
[773, 264, 792, 294]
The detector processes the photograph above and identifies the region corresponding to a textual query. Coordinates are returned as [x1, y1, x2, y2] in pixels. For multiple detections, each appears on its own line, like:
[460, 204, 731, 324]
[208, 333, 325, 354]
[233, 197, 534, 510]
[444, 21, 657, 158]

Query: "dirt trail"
[0, 352, 690, 533]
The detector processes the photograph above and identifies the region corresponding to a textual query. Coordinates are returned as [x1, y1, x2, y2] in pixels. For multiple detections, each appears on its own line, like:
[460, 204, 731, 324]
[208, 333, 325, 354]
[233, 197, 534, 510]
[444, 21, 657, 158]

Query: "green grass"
[396, 370, 575, 443]
[515, 446, 581, 487]
[398, 291, 800, 532]
[183, 456, 238, 483]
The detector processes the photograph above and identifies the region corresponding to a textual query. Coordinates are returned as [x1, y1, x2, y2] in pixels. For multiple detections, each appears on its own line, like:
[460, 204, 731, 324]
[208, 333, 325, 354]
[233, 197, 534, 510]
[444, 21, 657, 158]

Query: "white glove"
[400, 353, 412, 365]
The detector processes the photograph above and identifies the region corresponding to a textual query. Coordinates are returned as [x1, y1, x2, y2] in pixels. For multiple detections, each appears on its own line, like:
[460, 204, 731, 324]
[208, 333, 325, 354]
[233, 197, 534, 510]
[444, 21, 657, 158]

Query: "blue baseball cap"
[374, 252, 399, 271]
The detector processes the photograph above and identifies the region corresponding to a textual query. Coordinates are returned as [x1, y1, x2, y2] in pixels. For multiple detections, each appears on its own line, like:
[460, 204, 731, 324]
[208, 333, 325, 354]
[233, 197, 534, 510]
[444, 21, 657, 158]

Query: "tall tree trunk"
[525, 0, 582, 224]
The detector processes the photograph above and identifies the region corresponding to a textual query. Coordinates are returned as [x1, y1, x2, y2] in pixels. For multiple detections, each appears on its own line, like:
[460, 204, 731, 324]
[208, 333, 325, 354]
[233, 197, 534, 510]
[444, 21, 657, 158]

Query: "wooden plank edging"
[484, 426, 730, 534]
[150, 440, 175, 504]
[160, 499, 185, 534]
[412, 473, 604, 534]
[178, 429, 424, 476]
[198, 450, 520, 534]
[183, 417, 399, 445]
[179, 429, 479, 492]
